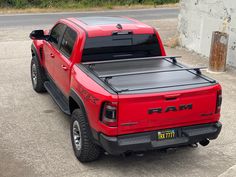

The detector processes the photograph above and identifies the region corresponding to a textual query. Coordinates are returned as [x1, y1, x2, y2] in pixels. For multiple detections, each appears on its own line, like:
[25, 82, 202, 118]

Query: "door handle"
[164, 94, 180, 100]
[61, 65, 68, 71]
[50, 53, 55, 58]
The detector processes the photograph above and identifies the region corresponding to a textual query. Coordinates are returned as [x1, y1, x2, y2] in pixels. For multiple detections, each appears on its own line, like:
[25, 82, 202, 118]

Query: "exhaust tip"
[199, 139, 210, 146]
[189, 143, 198, 148]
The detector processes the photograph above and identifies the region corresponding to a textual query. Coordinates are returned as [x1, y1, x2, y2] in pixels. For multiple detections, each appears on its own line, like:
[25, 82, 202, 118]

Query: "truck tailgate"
[117, 85, 220, 135]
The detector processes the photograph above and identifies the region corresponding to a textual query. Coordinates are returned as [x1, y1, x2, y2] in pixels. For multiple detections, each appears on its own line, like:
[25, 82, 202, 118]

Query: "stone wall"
[178, 0, 236, 67]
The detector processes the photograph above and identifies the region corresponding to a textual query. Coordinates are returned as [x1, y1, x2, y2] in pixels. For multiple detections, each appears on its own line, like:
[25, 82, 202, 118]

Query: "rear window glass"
[82, 34, 162, 62]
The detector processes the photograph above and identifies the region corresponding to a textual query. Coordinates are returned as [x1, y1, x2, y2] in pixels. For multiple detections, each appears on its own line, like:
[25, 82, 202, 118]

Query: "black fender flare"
[31, 43, 47, 81]
[69, 89, 87, 115]
[69, 89, 100, 141]
[31, 43, 41, 62]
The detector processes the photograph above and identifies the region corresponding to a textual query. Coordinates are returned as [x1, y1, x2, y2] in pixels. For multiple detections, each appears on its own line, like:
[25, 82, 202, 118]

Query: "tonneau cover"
[83, 58, 216, 94]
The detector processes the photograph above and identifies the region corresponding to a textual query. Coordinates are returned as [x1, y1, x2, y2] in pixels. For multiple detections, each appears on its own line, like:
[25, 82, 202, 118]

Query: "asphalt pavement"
[0, 8, 179, 27]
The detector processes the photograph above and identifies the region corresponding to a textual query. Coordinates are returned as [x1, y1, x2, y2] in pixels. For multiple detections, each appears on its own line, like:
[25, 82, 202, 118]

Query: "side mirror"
[29, 30, 47, 40]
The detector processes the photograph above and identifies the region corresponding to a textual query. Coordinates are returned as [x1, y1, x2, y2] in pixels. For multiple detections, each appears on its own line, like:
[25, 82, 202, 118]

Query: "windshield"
[82, 34, 162, 62]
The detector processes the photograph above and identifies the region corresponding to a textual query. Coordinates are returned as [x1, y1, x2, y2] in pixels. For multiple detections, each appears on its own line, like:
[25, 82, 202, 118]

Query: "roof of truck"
[66, 16, 155, 37]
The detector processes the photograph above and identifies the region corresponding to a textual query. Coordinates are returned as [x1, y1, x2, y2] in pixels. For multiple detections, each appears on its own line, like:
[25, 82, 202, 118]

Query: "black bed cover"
[80, 56, 216, 94]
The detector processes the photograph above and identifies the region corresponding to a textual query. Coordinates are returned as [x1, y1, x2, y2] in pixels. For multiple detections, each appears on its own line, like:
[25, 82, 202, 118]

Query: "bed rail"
[82, 55, 181, 65]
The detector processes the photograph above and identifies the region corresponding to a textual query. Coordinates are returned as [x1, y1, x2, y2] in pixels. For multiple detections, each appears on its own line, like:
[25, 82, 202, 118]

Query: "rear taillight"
[216, 90, 222, 113]
[101, 102, 118, 127]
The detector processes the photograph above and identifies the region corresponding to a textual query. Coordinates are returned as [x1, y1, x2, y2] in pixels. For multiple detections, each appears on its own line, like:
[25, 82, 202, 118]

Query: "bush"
[0, 0, 179, 8]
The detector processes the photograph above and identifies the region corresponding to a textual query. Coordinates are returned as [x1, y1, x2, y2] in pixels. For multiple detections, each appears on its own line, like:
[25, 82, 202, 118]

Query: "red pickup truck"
[30, 16, 222, 162]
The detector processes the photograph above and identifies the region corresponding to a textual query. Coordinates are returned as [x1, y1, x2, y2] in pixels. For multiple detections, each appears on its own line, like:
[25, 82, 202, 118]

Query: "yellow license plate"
[157, 129, 176, 140]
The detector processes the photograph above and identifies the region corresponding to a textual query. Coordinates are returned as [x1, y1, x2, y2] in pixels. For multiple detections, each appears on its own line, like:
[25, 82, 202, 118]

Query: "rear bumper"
[99, 122, 222, 155]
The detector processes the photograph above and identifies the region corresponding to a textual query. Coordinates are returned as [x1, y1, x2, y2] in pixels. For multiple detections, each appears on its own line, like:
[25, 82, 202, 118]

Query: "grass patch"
[164, 35, 180, 48]
[0, 0, 179, 9]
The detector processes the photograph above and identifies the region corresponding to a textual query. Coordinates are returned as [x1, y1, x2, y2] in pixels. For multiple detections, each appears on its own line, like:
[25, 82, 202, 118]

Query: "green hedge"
[0, 0, 179, 8]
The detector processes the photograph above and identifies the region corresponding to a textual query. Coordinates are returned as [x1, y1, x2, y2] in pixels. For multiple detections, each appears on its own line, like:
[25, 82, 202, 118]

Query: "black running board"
[44, 81, 71, 115]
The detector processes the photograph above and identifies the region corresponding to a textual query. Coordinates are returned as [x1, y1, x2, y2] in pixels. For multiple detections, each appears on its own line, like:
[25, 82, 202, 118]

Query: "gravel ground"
[0, 17, 236, 177]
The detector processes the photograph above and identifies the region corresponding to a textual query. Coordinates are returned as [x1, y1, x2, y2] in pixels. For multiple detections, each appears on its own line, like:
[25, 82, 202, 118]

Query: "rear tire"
[30, 57, 46, 93]
[70, 109, 101, 162]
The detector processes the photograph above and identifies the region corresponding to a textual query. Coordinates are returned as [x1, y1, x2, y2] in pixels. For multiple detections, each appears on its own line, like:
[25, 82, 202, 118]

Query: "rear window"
[82, 34, 162, 62]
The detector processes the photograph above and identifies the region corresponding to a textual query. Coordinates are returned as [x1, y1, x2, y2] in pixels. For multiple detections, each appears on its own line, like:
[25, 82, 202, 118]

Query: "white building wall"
[178, 0, 236, 67]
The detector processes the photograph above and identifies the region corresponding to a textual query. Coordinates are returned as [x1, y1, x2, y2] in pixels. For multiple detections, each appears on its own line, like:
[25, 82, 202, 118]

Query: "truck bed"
[81, 56, 216, 94]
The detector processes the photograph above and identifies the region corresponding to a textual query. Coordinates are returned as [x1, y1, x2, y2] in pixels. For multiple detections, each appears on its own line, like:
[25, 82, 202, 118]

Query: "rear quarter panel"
[70, 66, 118, 136]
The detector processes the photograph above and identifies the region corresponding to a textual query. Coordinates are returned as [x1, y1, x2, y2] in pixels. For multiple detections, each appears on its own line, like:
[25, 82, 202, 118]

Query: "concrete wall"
[178, 0, 236, 67]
